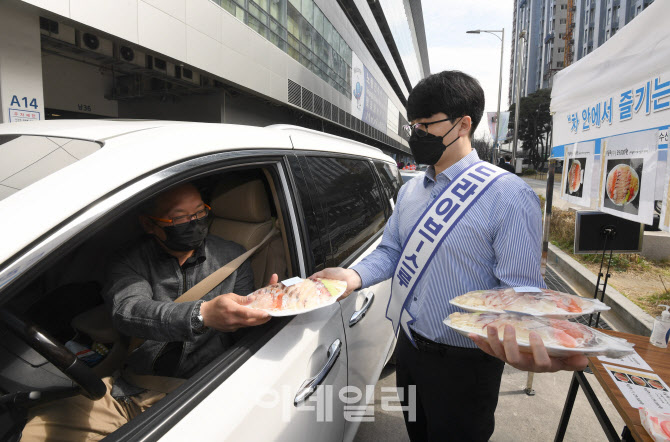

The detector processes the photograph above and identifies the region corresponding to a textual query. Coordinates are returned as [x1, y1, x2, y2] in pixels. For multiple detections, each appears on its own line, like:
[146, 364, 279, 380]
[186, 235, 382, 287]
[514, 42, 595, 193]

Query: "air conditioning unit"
[39, 17, 76, 45]
[147, 55, 175, 77]
[108, 74, 142, 99]
[114, 44, 147, 68]
[175, 66, 200, 85]
[78, 31, 113, 58]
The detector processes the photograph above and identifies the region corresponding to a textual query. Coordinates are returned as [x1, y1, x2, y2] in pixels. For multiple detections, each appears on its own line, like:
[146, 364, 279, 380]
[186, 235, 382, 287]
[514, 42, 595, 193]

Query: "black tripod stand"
[588, 225, 617, 329]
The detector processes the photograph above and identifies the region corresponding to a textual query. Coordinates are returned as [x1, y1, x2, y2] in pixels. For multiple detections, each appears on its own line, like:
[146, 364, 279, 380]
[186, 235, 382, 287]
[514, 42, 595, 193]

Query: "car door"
[157, 157, 347, 442]
[0, 148, 349, 442]
[300, 154, 396, 440]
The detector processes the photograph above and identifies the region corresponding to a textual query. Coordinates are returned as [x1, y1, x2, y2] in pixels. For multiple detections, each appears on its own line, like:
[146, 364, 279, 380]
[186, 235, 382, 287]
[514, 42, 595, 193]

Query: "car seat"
[208, 175, 287, 289]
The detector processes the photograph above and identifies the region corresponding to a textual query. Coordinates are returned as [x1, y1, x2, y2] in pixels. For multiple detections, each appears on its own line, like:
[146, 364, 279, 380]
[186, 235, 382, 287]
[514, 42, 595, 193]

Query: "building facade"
[0, 0, 430, 161]
[509, 0, 653, 104]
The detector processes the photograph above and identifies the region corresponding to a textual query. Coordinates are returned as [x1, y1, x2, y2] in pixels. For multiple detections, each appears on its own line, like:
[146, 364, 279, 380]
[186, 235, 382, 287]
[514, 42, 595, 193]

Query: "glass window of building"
[287, 3, 301, 61]
[301, 0, 313, 25]
[314, 5, 323, 35]
[247, 0, 269, 38]
[377, 0, 422, 86]
[214, 0, 351, 99]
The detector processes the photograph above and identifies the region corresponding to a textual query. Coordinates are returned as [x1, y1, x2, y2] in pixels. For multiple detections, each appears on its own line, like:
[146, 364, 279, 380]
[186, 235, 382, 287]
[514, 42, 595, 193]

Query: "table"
[554, 330, 670, 442]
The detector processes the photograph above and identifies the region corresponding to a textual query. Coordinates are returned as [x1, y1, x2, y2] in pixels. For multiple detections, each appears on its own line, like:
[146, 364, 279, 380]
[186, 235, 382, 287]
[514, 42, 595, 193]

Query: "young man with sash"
[313, 71, 587, 441]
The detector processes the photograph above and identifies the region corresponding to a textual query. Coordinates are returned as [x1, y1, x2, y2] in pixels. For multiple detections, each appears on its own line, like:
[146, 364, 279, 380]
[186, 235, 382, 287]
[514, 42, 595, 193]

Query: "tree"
[472, 136, 493, 164]
[508, 88, 552, 171]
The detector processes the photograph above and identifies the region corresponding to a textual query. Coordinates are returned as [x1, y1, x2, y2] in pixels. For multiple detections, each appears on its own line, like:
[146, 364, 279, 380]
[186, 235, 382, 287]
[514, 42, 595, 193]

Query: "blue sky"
[421, 0, 514, 140]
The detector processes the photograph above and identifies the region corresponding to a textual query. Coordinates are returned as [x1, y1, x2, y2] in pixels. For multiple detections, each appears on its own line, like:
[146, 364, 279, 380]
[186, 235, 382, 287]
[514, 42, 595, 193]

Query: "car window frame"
[370, 159, 400, 219]
[285, 154, 328, 272]
[0, 150, 314, 440]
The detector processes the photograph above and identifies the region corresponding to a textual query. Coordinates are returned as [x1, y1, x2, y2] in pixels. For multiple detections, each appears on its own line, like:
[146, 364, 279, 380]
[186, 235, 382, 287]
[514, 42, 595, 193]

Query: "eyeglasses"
[402, 117, 455, 138]
[148, 204, 211, 225]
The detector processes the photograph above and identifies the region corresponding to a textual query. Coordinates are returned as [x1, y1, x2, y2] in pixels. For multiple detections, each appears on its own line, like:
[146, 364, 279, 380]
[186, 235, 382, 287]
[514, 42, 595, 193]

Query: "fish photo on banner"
[598, 129, 658, 225]
[561, 141, 598, 208]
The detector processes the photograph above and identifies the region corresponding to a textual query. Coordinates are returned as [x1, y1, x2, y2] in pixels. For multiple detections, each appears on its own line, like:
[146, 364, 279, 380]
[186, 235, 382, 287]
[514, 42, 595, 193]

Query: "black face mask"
[158, 217, 209, 252]
[409, 118, 462, 165]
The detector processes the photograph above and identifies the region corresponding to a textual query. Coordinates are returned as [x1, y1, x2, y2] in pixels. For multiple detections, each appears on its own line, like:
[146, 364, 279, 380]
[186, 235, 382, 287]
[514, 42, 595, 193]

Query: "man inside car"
[22, 182, 274, 441]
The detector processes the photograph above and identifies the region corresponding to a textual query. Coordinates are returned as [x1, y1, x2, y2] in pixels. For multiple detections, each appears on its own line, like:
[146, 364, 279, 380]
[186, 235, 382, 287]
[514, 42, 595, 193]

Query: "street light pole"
[512, 30, 527, 171]
[466, 29, 504, 165]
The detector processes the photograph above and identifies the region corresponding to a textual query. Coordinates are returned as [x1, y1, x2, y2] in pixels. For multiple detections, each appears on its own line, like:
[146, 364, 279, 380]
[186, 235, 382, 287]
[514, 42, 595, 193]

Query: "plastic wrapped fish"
[639, 408, 670, 442]
[444, 312, 634, 358]
[567, 160, 582, 193]
[606, 164, 639, 205]
[247, 278, 347, 316]
[450, 288, 610, 318]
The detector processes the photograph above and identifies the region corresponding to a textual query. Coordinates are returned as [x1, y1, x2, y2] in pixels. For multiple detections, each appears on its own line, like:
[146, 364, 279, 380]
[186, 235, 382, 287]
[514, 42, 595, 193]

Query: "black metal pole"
[541, 159, 556, 277]
[575, 372, 620, 441]
[554, 372, 580, 442]
[589, 229, 615, 328]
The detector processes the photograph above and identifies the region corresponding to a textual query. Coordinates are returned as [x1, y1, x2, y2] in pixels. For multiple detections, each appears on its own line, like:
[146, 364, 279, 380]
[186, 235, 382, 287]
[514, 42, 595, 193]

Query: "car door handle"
[294, 339, 342, 406]
[349, 291, 375, 327]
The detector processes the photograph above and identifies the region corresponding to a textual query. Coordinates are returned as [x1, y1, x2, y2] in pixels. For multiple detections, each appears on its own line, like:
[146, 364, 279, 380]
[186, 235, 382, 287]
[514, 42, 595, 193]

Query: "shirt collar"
[149, 235, 208, 266]
[423, 149, 480, 186]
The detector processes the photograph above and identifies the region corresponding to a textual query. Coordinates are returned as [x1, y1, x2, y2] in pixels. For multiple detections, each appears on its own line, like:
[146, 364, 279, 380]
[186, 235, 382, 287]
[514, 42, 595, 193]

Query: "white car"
[399, 169, 423, 184]
[0, 120, 401, 441]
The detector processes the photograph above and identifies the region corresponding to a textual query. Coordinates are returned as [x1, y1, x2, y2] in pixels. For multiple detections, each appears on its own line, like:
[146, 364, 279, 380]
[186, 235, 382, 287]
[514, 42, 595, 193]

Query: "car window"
[287, 155, 327, 271]
[305, 156, 386, 267]
[374, 161, 401, 205]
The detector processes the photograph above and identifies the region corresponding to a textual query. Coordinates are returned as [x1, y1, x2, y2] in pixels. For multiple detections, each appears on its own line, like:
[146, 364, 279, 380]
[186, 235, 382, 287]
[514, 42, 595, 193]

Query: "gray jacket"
[102, 234, 253, 396]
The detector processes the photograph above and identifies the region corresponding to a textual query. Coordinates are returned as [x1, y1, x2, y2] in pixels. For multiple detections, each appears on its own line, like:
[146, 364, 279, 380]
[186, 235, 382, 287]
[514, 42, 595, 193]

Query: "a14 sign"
[10, 95, 39, 109]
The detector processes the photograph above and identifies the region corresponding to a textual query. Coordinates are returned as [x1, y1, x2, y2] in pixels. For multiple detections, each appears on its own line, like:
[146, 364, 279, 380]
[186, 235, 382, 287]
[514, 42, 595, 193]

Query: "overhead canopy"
[551, 0, 670, 153]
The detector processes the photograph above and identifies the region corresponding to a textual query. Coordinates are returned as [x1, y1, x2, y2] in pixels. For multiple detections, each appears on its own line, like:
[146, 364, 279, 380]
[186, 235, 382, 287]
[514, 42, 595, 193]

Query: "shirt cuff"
[168, 301, 200, 342]
[350, 264, 373, 289]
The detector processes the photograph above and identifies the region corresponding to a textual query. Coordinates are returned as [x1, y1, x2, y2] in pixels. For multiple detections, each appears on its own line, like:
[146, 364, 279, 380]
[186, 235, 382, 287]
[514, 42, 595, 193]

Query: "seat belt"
[172, 225, 280, 304]
[123, 226, 280, 393]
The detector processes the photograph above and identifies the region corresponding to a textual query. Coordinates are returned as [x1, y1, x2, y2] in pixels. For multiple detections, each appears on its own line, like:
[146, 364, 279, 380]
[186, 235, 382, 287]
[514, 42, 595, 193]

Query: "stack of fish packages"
[444, 287, 635, 358]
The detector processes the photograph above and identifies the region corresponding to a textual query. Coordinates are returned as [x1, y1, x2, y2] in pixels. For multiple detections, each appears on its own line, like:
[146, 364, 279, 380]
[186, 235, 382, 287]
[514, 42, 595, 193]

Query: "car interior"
[0, 164, 299, 440]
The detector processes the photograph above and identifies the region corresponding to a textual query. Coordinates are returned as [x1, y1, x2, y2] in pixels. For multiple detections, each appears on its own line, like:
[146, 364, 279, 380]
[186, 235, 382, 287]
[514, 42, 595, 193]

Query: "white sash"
[385, 161, 508, 347]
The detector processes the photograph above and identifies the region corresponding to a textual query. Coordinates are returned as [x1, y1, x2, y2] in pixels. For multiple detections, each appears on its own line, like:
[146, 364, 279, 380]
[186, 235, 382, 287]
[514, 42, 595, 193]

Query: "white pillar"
[0, 3, 44, 123]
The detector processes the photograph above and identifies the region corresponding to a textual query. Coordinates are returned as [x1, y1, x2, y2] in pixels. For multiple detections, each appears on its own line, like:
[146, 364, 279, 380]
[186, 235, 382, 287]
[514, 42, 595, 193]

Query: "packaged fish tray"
[450, 287, 610, 318]
[444, 312, 634, 358]
[639, 408, 670, 442]
[246, 277, 347, 316]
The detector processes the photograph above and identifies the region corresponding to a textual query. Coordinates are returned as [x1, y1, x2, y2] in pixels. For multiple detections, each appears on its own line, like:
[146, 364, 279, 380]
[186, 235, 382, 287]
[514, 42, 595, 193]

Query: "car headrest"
[210, 178, 271, 223]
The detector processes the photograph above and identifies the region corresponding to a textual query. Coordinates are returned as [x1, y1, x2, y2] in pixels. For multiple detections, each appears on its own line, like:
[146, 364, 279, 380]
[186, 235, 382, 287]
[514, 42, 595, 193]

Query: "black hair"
[504, 155, 512, 161]
[407, 70, 485, 138]
[140, 182, 202, 216]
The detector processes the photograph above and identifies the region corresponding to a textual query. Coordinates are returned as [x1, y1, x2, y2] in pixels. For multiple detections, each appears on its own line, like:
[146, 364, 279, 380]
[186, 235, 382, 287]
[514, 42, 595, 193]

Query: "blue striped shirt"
[352, 150, 546, 347]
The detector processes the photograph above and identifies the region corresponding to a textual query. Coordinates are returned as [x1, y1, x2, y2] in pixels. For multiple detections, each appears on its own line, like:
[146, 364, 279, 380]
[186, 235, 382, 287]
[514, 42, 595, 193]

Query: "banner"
[351, 52, 388, 133]
[351, 52, 364, 121]
[598, 130, 658, 224]
[486, 111, 510, 142]
[386, 162, 507, 347]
